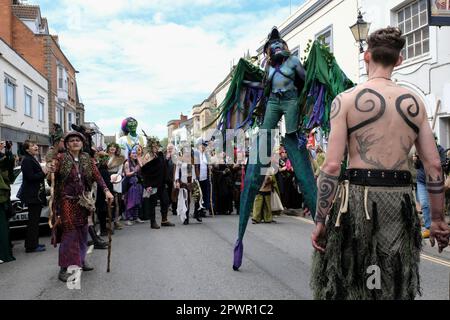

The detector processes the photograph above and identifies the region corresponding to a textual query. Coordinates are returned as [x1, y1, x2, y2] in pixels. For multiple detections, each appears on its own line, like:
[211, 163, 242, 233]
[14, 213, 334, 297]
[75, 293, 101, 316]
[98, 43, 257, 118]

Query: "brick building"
[167, 114, 188, 145]
[0, 0, 85, 137]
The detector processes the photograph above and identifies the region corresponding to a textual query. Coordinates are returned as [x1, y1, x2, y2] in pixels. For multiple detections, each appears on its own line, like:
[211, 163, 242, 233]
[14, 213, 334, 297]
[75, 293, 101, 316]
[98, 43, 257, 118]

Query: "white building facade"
[362, 0, 450, 149]
[0, 37, 49, 155]
[256, 0, 450, 149]
[85, 121, 105, 150]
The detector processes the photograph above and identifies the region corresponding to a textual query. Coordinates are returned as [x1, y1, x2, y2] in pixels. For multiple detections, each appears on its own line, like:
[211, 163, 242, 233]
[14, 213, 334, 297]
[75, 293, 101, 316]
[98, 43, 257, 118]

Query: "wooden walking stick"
[107, 200, 113, 273]
[48, 160, 56, 228]
[209, 166, 215, 217]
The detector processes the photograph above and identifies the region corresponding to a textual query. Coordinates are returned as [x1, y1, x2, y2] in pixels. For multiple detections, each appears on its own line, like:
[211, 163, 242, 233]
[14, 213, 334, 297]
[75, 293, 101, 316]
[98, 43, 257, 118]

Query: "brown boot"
[161, 221, 175, 227]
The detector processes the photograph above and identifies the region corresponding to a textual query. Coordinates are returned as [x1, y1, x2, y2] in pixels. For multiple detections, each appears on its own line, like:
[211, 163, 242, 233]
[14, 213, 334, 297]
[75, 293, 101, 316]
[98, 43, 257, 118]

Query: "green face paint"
[127, 119, 138, 136]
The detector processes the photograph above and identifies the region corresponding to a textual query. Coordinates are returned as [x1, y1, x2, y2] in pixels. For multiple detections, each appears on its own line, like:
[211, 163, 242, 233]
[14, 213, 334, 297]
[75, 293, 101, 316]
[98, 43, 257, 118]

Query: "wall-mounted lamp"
[350, 10, 371, 53]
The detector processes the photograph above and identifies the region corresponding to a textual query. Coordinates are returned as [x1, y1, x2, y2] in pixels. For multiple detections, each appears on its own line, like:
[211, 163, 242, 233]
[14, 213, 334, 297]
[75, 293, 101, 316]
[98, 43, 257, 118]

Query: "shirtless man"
[310, 27, 450, 300]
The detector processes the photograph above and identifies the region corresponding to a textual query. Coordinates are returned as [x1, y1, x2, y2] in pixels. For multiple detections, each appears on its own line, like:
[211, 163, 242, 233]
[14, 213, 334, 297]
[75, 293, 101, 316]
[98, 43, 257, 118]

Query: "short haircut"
[367, 27, 406, 67]
[23, 140, 36, 152]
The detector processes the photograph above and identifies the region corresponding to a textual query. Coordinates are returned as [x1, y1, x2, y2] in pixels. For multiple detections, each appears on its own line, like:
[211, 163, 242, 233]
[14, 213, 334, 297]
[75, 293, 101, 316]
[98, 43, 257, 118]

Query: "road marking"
[290, 215, 314, 225]
[288, 215, 450, 268]
[420, 254, 450, 268]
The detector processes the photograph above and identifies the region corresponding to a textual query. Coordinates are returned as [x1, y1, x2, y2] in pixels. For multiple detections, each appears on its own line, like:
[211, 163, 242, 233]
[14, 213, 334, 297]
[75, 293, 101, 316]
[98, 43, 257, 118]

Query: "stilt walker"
[206, 27, 354, 271]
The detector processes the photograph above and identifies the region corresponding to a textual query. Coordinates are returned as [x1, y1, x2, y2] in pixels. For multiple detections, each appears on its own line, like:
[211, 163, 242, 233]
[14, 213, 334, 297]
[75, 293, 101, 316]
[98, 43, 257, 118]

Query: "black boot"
[58, 267, 70, 282]
[193, 210, 202, 223]
[88, 226, 108, 250]
[150, 220, 160, 229]
[82, 260, 94, 271]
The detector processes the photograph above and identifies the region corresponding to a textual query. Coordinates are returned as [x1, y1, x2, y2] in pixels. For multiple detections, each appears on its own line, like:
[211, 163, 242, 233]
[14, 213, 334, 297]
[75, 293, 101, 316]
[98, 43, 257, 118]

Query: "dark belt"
[344, 169, 412, 187]
[269, 89, 298, 100]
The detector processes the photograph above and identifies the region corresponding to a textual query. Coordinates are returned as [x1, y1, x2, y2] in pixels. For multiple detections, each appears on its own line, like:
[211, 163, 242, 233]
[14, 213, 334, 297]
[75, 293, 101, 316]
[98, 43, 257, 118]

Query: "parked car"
[9, 166, 50, 230]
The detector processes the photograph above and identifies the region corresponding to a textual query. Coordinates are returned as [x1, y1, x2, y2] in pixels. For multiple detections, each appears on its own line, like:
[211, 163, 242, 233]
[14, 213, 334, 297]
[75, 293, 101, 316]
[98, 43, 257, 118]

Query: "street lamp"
[350, 10, 371, 53]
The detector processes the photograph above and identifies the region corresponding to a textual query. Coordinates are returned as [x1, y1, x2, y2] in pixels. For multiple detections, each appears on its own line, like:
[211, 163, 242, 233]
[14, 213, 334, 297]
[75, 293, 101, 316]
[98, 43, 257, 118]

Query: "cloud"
[32, 0, 295, 138]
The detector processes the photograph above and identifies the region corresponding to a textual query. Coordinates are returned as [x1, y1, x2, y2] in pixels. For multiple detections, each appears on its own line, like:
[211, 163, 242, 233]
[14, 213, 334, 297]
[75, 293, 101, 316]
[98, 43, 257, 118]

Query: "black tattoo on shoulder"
[348, 89, 386, 136]
[426, 174, 444, 194]
[330, 96, 342, 120]
[395, 94, 420, 134]
[355, 128, 385, 169]
[316, 170, 340, 224]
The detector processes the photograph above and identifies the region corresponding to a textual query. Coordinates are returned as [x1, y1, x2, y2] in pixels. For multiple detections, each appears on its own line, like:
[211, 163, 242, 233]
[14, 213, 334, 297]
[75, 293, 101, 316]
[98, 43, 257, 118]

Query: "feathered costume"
[217, 31, 354, 271]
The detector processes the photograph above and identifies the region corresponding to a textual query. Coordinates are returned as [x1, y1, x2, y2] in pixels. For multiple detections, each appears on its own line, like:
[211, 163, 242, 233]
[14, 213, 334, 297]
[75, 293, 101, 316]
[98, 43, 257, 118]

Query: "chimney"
[51, 35, 59, 45]
[0, 0, 13, 46]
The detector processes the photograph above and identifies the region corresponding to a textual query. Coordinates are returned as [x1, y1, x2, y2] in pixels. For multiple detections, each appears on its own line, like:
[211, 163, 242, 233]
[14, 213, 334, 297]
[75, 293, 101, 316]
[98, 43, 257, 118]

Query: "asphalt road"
[1, 211, 449, 300]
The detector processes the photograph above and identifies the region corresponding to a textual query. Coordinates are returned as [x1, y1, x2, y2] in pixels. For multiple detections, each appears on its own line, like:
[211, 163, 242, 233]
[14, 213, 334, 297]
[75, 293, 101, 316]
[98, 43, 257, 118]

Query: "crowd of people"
[0, 125, 448, 281]
[0, 128, 313, 278]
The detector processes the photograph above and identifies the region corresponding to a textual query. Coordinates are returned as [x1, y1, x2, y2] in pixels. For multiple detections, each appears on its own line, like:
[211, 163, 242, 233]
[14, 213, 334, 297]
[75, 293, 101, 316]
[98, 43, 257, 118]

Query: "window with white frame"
[24, 87, 32, 117]
[67, 112, 74, 131]
[397, 0, 429, 60]
[38, 96, 45, 121]
[291, 46, 300, 58]
[56, 105, 63, 126]
[58, 65, 68, 91]
[4, 74, 16, 110]
[58, 65, 64, 89]
[76, 112, 81, 125]
[315, 26, 333, 52]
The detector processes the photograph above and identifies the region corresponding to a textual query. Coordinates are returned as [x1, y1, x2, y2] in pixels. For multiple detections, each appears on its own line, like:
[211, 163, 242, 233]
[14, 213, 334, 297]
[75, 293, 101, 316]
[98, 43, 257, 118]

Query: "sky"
[31, 0, 305, 138]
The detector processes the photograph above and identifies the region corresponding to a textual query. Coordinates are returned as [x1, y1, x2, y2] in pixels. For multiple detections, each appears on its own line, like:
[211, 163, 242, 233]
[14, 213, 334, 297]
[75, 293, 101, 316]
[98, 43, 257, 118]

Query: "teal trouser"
[238, 95, 317, 236]
[234, 93, 318, 270]
[263, 93, 299, 134]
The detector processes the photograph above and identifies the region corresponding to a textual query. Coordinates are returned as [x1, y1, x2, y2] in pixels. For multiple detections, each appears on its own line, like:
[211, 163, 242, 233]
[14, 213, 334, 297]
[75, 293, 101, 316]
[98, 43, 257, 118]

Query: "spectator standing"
[123, 147, 144, 225]
[252, 171, 276, 224]
[106, 143, 125, 230]
[165, 144, 178, 216]
[21, 141, 47, 253]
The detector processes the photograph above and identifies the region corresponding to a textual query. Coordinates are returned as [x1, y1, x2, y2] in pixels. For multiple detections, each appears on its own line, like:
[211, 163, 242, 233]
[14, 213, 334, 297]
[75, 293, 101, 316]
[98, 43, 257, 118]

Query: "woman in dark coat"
[21, 140, 47, 253]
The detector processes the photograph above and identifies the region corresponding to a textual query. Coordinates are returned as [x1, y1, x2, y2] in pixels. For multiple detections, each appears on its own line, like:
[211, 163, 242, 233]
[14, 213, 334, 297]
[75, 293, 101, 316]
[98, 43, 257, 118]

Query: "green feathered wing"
[205, 58, 266, 134]
[298, 40, 355, 136]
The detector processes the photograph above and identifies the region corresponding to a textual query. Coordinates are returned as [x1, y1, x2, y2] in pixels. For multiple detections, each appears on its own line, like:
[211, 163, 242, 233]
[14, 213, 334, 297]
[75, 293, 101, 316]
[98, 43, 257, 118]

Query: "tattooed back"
[336, 81, 426, 171]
